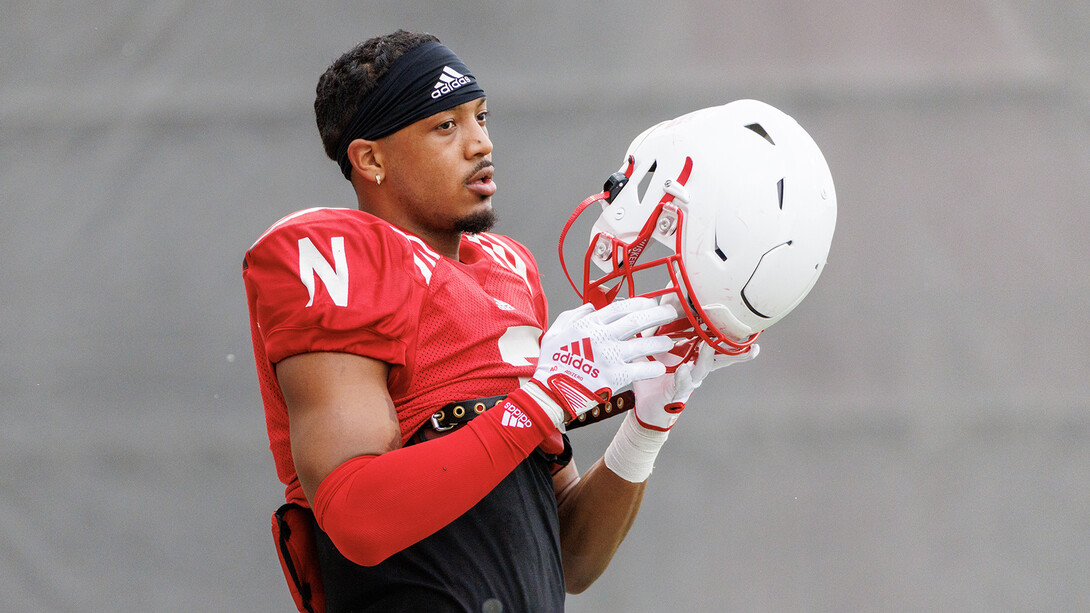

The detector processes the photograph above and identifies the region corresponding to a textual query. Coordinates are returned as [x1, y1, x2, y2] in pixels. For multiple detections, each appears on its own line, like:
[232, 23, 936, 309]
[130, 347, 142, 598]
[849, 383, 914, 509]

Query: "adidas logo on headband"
[432, 66, 474, 99]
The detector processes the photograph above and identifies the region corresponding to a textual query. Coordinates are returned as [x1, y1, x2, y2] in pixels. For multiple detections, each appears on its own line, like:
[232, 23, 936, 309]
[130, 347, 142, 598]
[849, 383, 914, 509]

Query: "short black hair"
[314, 30, 441, 160]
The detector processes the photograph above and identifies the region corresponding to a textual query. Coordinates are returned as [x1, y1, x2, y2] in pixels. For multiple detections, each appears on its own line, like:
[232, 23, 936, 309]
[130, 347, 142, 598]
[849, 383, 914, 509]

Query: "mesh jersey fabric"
[242, 207, 549, 506]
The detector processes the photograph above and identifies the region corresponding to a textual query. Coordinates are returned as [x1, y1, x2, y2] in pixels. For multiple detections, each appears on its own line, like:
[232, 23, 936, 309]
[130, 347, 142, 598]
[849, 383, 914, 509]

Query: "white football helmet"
[559, 99, 837, 358]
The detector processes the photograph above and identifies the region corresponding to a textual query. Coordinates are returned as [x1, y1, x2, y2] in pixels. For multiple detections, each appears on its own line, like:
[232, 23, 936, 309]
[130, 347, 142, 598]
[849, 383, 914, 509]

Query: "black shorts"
[314, 441, 570, 613]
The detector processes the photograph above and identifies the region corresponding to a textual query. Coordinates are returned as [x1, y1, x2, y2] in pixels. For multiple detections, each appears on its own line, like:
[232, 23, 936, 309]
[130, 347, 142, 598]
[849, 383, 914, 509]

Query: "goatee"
[454, 208, 497, 235]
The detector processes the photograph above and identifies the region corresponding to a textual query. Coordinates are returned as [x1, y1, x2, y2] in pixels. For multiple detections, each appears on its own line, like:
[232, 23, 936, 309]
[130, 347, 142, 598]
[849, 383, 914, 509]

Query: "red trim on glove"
[633, 401, 686, 433]
[664, 402, 685, 414]
[528, 375, 610, 421]
[312, 388, 556, 567]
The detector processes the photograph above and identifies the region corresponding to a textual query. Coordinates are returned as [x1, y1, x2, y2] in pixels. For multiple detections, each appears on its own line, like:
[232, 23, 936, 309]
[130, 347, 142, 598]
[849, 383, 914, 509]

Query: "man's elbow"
[325, 526, 395, 568]
[566, 576, 594, 595]
[563, 560, 604, 595]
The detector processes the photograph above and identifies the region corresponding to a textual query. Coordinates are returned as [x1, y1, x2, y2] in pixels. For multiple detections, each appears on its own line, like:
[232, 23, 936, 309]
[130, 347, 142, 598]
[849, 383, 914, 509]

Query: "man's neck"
[355, 190, 463, 260]
[412, 228, 462, 260]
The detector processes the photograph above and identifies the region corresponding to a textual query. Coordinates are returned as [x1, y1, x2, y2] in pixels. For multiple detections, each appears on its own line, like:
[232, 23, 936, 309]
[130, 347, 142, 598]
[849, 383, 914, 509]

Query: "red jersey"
[243, 207, 549, 506]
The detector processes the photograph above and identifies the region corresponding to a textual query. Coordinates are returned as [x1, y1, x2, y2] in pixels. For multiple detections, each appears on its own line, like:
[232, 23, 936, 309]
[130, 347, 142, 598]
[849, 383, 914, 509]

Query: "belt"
[565, 390, 635, 430]
[425, 390, 637, 433]
[429, 395, 508, 432]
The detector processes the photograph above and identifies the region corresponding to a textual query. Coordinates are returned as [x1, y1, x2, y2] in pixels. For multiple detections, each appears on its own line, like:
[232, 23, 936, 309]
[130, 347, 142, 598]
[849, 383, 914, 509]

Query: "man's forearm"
[314, 389, 554, 566]
[556, 457, 648, 594]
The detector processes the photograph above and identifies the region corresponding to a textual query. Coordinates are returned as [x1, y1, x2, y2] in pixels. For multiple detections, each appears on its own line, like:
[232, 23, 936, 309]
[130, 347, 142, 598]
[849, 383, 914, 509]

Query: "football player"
[245, 30, 699, 613]
[244, 29, 834, 613]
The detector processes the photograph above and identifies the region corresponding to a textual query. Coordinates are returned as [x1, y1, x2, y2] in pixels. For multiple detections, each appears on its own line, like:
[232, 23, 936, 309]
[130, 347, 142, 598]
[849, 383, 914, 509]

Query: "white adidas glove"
[523, 298, 677, 428]
[605, 341, 759, 483]
[632, 342, 760, 432]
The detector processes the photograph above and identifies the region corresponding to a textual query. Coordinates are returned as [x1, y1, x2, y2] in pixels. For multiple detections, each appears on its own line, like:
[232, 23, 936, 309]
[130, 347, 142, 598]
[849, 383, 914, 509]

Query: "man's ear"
[346, 138, 382, 184]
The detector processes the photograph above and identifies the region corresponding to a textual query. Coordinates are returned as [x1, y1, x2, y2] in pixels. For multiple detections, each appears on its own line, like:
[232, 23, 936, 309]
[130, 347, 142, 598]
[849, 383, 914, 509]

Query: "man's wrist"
[512, 383, 566, 429]
[604, 411, 670, 483]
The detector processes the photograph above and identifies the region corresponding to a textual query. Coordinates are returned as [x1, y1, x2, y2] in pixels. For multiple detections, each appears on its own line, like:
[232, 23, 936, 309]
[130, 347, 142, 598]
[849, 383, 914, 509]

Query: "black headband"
[335, 41, 486, 180]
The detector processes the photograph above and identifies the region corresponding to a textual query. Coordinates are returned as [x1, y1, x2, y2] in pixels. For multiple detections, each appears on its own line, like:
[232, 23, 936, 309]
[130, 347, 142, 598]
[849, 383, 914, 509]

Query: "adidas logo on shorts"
[432, 66, 474, 99]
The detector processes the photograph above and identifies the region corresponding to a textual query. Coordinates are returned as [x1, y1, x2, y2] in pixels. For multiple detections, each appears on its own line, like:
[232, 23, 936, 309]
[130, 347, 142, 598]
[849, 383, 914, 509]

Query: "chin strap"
[558, 189, 611, 302]
[558, 156, 638, 300]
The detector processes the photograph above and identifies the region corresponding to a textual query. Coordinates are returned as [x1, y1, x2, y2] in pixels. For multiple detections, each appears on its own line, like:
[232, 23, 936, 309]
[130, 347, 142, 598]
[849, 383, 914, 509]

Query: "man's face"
[376, 97, 495, 237]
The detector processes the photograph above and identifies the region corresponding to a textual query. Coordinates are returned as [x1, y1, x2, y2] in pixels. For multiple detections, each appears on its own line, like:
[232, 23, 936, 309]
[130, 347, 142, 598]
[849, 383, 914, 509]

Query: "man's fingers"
[604, 303, 678, 340]
[622, 358, 668, 384]
[589, 296, 659, 323]
[692, 342, 760, 382]
[618, 335, 674, 364]
[552, 302, 595, 329]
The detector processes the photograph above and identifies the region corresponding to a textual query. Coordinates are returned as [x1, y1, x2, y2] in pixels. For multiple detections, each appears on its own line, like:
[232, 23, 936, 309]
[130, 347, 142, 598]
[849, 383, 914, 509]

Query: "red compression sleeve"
[312, 388, 556, 567]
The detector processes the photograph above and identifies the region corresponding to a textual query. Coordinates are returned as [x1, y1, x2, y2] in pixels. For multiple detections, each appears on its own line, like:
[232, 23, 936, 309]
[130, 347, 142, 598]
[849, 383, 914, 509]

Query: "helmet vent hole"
[777, 178, 785, 210]
[745, 123, 775, 145]
[636, 161, 658, 202]
[714, 232, 728, 261]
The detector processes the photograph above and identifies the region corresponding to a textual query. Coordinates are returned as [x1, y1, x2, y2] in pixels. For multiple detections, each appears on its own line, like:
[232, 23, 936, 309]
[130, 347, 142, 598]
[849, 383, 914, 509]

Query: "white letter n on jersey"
[298, 237, 349, 307]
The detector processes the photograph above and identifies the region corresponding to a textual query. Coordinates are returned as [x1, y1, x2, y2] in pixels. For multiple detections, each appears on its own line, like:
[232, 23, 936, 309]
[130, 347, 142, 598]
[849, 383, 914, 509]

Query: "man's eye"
[438, 120, 455, 130]
[477, 112, 488, 123]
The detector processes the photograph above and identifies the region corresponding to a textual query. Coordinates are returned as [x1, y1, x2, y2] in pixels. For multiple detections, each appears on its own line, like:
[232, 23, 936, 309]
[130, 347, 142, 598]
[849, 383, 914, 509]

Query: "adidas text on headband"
[335, 41, 486, 180]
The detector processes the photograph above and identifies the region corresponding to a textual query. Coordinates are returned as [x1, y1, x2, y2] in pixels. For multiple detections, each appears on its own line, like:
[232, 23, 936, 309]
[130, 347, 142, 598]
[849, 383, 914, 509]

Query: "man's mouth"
[466, 163, 496, 197]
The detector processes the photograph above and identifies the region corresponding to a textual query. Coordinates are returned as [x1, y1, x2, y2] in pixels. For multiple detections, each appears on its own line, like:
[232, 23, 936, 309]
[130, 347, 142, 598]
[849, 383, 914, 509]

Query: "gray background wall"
[3, 1, 1088, 611]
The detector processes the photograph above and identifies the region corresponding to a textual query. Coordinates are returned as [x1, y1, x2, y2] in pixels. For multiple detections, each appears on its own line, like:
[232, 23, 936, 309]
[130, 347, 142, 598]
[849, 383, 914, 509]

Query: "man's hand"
[603, 341, 759, 483]
[524, 298, 677, 427]
[632, 342, 760, 432]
